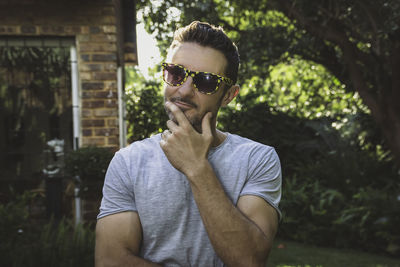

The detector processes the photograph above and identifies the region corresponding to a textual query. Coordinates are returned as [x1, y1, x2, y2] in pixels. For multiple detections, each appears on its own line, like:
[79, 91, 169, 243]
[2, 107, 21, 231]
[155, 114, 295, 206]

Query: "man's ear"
[221, 85, 240, 107]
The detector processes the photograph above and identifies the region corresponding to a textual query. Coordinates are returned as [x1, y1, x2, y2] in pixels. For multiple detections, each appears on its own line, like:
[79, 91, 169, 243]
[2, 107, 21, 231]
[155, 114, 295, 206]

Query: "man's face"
[163, 42, 230, 132]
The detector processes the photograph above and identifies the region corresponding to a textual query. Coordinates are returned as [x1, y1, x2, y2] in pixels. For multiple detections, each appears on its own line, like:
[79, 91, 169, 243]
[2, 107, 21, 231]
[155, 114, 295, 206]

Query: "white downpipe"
[74, 185, 81, 225]
[117, 66, 126, 148]
[70, 46, 81, 226]
[70, 46, 80, 150]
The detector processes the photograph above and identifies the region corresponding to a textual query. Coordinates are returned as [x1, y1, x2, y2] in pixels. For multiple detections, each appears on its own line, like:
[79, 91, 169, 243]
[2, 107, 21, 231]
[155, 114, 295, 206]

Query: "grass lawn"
[267, 239, 400, 267]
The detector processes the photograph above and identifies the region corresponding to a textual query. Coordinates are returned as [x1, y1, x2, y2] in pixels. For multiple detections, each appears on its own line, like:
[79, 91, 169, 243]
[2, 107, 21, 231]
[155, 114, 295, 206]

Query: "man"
[95, 21, 282, 266]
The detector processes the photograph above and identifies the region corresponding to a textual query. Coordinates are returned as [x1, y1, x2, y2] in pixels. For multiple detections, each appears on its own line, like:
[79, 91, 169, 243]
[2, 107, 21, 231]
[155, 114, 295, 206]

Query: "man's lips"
[173, 100, 196, 111]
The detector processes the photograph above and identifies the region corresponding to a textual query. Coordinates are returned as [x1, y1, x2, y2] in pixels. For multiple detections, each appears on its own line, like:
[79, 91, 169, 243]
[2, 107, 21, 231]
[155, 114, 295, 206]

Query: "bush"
[65, 146, 114, 181]
[64, 146, 114, 197]
[125, 66, 168, 143]
[218, 97, 400, 255]
[0, 190, 95, 267]
[277, 124, 400, 255]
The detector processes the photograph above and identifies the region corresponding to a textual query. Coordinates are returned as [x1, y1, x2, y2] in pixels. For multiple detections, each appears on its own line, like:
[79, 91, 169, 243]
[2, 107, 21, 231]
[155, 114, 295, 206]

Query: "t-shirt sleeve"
[240, 146, 282, 220]
[97, 151, 137, 219]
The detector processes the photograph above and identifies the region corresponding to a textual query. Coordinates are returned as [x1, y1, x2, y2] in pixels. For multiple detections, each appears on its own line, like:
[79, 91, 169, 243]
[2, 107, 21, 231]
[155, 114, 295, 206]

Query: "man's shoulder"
[117, 133, 162, 157]
[227, 133, 275, 152]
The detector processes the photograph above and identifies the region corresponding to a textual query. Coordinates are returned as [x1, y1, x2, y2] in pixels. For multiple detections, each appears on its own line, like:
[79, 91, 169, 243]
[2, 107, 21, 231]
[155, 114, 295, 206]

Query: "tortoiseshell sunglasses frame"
[162, 63, 233, 95]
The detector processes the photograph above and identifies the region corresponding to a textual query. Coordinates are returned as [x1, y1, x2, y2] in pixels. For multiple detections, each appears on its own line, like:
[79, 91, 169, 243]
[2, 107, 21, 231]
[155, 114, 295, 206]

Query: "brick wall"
[0, 0, 136, 151]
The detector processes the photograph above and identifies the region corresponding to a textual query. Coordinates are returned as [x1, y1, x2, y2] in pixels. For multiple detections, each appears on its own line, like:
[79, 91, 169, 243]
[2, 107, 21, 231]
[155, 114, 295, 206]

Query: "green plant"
[64, 146, 113, 198]
[125, 66, 168, 143]
[1, 219, 95, 267]
[0, 189, 36, 257]
[0, 190, 95, 267]
[65, 146, 113, 181]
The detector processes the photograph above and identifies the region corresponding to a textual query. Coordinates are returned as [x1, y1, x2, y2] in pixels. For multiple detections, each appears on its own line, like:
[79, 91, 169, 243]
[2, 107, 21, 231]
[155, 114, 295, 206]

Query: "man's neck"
[211, 129, 227, 147]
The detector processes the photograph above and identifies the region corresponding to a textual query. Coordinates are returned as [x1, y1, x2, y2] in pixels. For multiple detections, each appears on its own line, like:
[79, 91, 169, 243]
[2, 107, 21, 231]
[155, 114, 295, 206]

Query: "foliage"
[218, 93, 400, 254]
[0, 189, 37, 245]
[136, 0, 400, 164]
[0, 190, 95, 267]
[261, 58, 366, 120]
[128, 1, 400, 255]
[268, 239, 400, 267]
[124, 65, 400, 253]
[64, 146, 113, 181]
[125, 66, 168, 143]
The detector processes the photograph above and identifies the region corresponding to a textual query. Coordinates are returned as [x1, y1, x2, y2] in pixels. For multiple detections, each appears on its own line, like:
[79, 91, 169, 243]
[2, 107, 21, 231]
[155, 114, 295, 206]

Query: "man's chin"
[167, 111, 202, 132]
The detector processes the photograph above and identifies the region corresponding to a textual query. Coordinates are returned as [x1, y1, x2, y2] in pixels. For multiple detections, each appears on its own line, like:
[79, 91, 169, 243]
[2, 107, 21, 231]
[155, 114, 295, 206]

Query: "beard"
[163, 95, 204, 133]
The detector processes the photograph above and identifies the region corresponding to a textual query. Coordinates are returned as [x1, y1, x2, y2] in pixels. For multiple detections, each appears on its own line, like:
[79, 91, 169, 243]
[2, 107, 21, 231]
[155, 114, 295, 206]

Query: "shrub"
[0, 190, 95, 267]
[64, 146, 113, 181]
[64, 146, 114, 197]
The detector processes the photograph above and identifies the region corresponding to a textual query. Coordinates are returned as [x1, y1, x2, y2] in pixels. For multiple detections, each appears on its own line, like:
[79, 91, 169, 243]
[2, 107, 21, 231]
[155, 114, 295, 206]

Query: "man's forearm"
[186, 161, 272, 266]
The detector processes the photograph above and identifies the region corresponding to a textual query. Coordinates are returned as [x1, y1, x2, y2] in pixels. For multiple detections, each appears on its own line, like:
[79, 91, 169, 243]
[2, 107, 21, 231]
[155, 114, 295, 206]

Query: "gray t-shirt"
[98, 132, 282, 266]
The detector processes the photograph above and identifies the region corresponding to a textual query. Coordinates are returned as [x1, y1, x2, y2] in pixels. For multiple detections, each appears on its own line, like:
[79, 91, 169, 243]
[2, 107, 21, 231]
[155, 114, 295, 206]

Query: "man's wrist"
[185, 159, 213, 182]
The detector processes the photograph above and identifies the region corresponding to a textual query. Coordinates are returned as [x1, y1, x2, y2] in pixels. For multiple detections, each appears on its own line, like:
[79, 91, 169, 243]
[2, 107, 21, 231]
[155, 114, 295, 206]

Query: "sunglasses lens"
[193, 73, 219, 94]
[164, 64, 186, 85]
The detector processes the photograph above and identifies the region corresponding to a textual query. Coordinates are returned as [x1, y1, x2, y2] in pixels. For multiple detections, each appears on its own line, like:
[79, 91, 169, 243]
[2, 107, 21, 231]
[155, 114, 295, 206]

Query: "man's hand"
[160, 101, 213, 176]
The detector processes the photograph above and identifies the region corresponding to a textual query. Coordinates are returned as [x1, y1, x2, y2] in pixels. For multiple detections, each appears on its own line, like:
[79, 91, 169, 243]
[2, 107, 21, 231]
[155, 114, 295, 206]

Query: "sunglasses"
[162, 63, 233, 95]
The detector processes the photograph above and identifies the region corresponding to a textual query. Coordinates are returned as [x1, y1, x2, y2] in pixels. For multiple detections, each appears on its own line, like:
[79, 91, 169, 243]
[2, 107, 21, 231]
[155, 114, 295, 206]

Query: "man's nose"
[176, 76, 195, 97]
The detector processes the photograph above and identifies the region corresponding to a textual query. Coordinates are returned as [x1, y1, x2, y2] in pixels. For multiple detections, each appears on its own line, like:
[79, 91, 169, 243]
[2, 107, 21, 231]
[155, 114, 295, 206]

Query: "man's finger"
[201, 112, 213, 136]
[161, 129, 171, 140]
[166, 120, 179, 132]
[165, 101, 190, 127]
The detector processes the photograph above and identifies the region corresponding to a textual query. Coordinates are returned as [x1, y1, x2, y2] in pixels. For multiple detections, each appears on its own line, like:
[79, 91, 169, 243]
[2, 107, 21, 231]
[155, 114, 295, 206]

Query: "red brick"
[82, 100, 105, 108]
[77, 34, 90, 42]
[80, 64, 103, 72]
[80, 43, 116, 52]
[103, 25, 116, 33]
[94, 109, 117, 117]
[82, 119, 105, 127]
[80, 54, 90, 62]
[94, 91, 113, 98]
[80, 72, 91, 81]
[93, 72, 116, 81]
[100, 16, 115, 24]
[103, 63, 117, 71]
[101, 7, 114, 15]
[81, 137, 106, 146]
[107, 118, 118, 127]
[82, 129, 93, 136]
[107, 137, 119, 146]
[90, 26, 102, 34]
[104, 81, 117, 90]
[82, 82, 104, 90]
[81, 109, 92, 117]
[105, 99, 117, 108]
[90, 34, 117, 42]
[94, 127, 118, 136]
[21, 25, 36, 34]
[124, 53, 137, 63]
[92, 54, 117, 62]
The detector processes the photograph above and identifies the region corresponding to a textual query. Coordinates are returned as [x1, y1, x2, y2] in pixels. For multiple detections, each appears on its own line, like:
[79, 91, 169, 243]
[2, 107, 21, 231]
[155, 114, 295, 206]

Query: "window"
[0, 37, 74, 183]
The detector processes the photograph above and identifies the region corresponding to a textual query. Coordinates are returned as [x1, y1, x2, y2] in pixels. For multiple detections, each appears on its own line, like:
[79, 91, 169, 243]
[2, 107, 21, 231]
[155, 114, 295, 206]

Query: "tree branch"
[277, 0, 380, 119]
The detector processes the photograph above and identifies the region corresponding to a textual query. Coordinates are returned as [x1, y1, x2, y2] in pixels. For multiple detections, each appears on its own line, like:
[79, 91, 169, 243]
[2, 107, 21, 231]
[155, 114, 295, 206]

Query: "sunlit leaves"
[263, 57, 364, 119]
[125, 66, 168, 142]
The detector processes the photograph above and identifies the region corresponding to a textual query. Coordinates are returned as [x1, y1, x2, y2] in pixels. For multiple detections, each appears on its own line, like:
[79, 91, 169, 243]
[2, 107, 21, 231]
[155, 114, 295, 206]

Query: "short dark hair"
[170, 21, 240, 85]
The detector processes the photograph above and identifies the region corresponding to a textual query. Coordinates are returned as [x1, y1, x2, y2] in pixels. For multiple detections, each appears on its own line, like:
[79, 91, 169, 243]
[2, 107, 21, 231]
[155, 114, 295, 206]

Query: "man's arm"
[160, 102, 279, 266]
[95, 211, 161, 267]
[189, 162, 278, 266]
